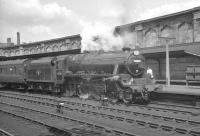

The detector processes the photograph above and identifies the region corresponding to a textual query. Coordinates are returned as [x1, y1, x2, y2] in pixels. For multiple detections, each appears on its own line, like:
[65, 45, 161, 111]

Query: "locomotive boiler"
[63, 50, 154, 103]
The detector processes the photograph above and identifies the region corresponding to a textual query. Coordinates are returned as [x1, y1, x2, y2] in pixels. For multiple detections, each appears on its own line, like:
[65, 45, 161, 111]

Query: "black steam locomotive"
[0, 50, 158, 103]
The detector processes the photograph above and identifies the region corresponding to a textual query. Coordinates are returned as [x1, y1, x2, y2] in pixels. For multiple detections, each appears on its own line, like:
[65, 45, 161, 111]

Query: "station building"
[0, 34, 81, 58]
[1, 7, 200, 83]
[115, 6, 200, 83]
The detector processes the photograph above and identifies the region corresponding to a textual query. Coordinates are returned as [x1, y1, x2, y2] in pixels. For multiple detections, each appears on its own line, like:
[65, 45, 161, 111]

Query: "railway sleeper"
[112, 130, 124, 136]
[135, 120, 147, 127]
[147, 122, 160, 129]
[188, 121, 200, 126]
[162, 117, 174, 121]
[126, 119, 135, 124]
[174, 128, 188, 135]
[151, 115, 162, 119]
[189, 130, 200, 136]
[108, 115, 115, 119]
[175, 118, 187, 123]
[160, 125, 174, 132]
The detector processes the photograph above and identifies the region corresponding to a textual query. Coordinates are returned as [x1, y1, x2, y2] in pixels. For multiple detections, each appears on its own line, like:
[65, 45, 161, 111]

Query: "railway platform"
[151, 85, 200, 106]
[156, 85, 200, 96]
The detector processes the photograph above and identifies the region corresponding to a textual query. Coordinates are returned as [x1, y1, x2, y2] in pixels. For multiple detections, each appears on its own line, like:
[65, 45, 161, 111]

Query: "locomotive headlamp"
[133, 50, 139, 55]
[133, 60, 141, 63]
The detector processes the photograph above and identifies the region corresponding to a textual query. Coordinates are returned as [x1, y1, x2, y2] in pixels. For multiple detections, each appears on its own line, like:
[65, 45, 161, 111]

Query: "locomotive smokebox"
[122, 47, 131, 52]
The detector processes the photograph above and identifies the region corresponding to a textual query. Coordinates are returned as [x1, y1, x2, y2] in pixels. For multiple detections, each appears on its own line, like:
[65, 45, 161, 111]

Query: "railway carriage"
[0, 59, 29, 89]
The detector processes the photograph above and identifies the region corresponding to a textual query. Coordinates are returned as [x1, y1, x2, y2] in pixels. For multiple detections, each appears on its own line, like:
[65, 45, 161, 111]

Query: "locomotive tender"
[0, 50, 158, 103]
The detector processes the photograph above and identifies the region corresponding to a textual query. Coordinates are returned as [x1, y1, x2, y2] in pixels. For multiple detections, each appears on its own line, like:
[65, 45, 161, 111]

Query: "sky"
[0, 0, 200, 45]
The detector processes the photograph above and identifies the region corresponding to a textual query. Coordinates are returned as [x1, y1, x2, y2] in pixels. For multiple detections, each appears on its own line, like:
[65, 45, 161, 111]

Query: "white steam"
[80, 21, 135, 52]
[81, 22, 121, 52]
[79, 0, 139, 52]
[79, 0, 200, 52]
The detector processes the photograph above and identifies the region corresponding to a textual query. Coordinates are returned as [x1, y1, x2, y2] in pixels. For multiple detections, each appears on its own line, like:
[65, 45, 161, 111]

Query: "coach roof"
[30, 57, 55, 64]
[0, 59, 27, 65]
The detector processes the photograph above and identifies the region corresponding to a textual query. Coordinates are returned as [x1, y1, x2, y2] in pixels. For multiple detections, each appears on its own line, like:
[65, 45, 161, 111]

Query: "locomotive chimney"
[122, 47, 131, 52]
[17, 32, 20, 45]
[7, 37, 11, 44]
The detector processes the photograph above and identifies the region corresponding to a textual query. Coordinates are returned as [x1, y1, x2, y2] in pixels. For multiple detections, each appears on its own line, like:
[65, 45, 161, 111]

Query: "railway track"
[0, 91, 200, 136]
[130, 102, 200, 116]
[149, 101, 200, 110]
[1, 90, 200, 115]
[1, 91, 200, 116]
[0, 129, 14, 136]
[0, 101, 134, 136]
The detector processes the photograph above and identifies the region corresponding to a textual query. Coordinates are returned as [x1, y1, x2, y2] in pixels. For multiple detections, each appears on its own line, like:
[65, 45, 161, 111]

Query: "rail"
[0, 101, 139, 136]
[0, 91, 200, 136]
[0, 129, 14, 136]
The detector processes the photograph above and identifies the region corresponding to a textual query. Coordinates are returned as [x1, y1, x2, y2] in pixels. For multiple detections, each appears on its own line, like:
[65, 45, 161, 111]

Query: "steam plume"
[79, 0, 137, 52]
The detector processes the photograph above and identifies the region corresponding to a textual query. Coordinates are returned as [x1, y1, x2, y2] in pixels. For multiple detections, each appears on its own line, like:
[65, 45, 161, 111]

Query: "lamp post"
[158, 37, 175, 86]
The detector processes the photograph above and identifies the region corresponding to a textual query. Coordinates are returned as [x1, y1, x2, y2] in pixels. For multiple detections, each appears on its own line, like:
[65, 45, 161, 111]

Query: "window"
[56, 61, 63, 69]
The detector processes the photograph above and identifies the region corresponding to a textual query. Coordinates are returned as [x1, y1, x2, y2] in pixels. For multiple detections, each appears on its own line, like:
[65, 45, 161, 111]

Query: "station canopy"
[137, 42, 200, 58]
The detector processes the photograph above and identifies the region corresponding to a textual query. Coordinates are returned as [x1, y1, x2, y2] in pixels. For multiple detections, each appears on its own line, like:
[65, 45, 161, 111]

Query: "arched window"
[60, 45, 67, 51]
[144, 28, 158, 47]
[24, 49, 29, 55]
[46, 46, 52, 52]
[160, 25, 175, 46]
[15, 50, 20, 56]
[10, 50, 15, 56]
[4, 51, 8, 56]
[177, 22, 193, 43]
[53, 45, 59, 52]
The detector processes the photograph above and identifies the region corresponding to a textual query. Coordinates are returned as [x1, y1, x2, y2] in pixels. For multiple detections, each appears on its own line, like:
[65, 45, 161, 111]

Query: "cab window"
[56, 61, 63, 69]
[8, 66, 16, 74]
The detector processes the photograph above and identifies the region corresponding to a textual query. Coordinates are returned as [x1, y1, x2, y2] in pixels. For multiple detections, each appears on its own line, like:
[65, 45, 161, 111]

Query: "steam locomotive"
[0, 50, 158, 103]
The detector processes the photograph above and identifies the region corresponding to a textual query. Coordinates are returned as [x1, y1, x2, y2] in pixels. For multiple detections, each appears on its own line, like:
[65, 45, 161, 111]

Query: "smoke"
[81, 22, 120, 52]
[80, 0, 137, 52]
[80, 0, 200, 52]
[80, 21, 137, 52]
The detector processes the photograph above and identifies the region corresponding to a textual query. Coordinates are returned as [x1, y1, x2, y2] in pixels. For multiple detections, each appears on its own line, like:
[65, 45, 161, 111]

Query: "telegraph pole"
[158, 37, 175, 86]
